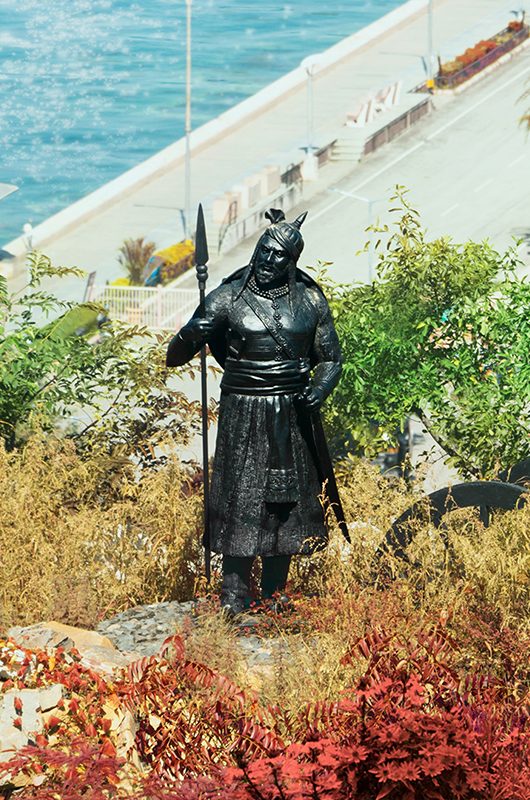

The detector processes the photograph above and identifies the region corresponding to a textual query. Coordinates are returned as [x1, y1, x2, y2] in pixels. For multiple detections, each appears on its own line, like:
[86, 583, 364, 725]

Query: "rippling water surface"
[0, 0, 403, 243]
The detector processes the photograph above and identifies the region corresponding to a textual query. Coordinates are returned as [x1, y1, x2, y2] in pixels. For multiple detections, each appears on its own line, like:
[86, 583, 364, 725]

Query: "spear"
[194, 203, 211, 584]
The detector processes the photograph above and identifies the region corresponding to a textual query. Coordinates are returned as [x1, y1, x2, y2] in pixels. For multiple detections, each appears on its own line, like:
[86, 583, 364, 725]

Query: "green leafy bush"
[323, 189, 530, 478]
[0, 252, 203, 463]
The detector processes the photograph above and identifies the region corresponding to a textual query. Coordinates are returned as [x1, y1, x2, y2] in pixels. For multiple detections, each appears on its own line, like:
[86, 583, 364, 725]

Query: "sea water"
[0, 0, 403, 245]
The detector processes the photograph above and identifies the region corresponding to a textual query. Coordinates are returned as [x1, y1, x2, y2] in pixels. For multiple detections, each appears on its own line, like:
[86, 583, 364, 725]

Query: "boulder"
[101, 694, 142, 770]
[6, 621, 139, 675]
[0, 684, 64, 792]
[8, 621, 116, 653]
[77, 644, 139, 675]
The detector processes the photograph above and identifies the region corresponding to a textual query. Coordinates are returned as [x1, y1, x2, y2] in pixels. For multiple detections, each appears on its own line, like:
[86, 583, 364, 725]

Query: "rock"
[0, 684, 65, 791]
[77, 645, 141, 675]
[237, 634, 293, 690]
[97, 600, 197, 656]
[6, 621, 140, 677]
[97, 600, 296, 692]
[33, 683, 63, 714]
[101, 694, 142, 770]
[0, 684, 64, 767]
[8, 621, 117, 654]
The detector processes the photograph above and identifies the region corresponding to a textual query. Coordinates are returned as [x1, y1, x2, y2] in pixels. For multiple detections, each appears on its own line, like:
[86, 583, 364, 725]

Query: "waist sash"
[221, 358, 308, 396]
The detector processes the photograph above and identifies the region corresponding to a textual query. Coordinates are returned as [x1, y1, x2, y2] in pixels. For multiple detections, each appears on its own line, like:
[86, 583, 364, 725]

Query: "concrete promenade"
[3, 0, 528, 486]
[3, 0, 525, 301]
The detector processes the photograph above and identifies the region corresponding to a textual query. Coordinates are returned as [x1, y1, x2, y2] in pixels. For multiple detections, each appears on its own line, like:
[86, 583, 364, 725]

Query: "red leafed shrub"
[98, 627, 530, 799]
[0, 739, 222, 799]
[119, 634, 284, 779]
[0, 739, 125, 799]
[190, 628, 530, 800]
[3, 625, 530, 798]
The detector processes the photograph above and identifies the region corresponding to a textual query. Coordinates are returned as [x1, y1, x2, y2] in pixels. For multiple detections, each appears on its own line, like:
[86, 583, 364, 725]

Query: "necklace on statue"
[249, 276, 289, 300]
[248, 276, 289, 324]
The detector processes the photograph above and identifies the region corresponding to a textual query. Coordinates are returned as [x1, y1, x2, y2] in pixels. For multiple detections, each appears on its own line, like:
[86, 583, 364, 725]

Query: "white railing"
[88, 284, 197, 331]
[217, 182, 303, 254]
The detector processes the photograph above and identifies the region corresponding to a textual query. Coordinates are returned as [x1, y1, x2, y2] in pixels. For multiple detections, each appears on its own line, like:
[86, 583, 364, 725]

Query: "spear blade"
[194, 203, 209, 268]
[193, 202, 211, 585]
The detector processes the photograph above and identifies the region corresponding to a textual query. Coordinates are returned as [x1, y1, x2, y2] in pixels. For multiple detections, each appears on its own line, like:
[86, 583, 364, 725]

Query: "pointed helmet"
[255, 207, 308, 263]
[235, 208, 309, 303]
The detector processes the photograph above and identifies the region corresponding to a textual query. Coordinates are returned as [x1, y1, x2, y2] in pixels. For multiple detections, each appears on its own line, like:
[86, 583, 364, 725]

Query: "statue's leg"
[220, 556, 253, 616]
[261, 555, 291, 599]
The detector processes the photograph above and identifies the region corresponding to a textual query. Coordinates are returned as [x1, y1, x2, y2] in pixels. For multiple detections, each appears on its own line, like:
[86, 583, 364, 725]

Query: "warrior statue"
[166, 208, 343, 615]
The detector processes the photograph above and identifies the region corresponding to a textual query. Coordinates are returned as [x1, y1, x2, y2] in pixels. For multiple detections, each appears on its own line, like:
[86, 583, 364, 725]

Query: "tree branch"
[412, 406, 479, 480]
[72, 385, 127, 441]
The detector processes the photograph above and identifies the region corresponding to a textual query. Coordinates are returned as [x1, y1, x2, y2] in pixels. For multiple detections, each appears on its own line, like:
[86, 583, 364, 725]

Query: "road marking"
[441, 202, 460, 217]
[473, 178, 493, 193]
[509, 153, 526, 168]
[309, 60, 530, 225]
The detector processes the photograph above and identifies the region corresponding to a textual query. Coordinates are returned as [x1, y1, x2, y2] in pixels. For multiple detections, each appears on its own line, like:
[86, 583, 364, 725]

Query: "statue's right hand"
[178, 318, 214, 343]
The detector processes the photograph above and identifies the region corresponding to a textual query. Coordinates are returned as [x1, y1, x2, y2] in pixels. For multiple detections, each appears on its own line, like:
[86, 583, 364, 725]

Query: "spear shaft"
[194, 204, 211, 584]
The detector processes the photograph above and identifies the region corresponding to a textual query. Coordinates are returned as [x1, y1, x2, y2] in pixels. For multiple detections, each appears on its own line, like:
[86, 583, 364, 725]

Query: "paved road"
[5, 0, 525, 301]
[212, 48, 530, 286]
[202, 50, 530, 490]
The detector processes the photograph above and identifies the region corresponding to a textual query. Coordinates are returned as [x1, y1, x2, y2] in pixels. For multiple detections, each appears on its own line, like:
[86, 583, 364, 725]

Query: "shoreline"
[1, 0, 428, 266]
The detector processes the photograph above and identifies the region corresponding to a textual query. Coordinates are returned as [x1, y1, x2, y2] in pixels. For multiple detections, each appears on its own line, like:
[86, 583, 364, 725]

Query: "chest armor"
[225, 290, 319, 362]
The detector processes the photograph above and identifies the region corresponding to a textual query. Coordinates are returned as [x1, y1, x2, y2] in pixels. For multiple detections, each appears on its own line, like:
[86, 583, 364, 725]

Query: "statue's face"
[253, 235, 293, 288]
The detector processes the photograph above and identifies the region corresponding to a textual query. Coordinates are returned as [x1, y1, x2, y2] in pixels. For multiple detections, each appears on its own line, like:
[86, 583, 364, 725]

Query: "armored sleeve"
[309, 288, 343, 401]
[166, 283, 230, 367]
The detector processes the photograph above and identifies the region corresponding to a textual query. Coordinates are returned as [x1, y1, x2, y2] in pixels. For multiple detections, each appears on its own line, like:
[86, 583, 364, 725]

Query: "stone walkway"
[96, 600, 287, 679]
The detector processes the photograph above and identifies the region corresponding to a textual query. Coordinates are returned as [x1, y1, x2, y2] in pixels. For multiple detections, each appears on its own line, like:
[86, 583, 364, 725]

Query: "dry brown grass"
[180, 606, 249, 685]
[3, 441, 530, 715]
[228, 459, 530, 710]
[0, 437, 203, 629]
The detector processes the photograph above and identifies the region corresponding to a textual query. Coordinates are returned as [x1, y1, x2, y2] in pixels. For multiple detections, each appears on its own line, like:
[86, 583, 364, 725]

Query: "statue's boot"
[220, 556, 253, 617]
[261, 555, 291, 609]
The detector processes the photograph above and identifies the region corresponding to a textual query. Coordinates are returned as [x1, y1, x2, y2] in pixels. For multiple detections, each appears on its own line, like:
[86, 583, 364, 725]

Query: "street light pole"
[306, 66, 313, 151]
[300, 53, 323, 152]
[184, 0, 192, 240]
[327, 188, 383, 282]
[427, 0, 434, 89]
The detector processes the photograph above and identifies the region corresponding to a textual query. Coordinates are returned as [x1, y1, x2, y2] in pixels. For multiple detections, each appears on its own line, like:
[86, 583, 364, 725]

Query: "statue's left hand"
[298, 385, 324, 412]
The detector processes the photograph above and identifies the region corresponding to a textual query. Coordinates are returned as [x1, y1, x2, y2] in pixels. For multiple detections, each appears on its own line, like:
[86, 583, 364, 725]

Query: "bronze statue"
[166, 208, 344, 615]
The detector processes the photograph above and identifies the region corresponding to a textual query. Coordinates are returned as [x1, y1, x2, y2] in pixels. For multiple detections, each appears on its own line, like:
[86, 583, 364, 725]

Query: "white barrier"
[2, 0, 429, 260]
[346, 81, 403, 128]
[90, 285, 197, 331]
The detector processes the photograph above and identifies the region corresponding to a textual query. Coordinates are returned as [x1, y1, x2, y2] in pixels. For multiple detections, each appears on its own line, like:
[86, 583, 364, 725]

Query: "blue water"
[0, 0, 403, 245]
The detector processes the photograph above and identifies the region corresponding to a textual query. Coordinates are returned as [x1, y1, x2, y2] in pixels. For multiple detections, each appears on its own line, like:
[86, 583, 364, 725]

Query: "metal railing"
[363, 98, 432, 156]
[217, 199, 239, 255]
[217, 182, 303, 254]
[89, 284, 197, 331]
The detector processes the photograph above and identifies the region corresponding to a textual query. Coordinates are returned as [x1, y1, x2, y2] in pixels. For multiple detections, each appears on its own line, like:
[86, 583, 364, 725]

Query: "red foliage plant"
[2, 627, 530, 799]
[120, 634, 285, 779]
[130, 630, 530, 800]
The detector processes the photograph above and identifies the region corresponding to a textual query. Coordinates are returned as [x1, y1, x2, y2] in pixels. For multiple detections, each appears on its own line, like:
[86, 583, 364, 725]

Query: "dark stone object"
[384, 480, 527, 563]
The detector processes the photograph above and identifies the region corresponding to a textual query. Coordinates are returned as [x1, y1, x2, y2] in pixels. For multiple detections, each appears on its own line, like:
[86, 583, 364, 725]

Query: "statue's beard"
[253, 262, 290, 289]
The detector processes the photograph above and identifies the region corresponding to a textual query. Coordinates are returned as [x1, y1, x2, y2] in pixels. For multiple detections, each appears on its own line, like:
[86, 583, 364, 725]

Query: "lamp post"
[184, 0, 192, 240]
[327, 188, 383, 282]
[300, 53, 323, 153]
[427, 0, 434, 89]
